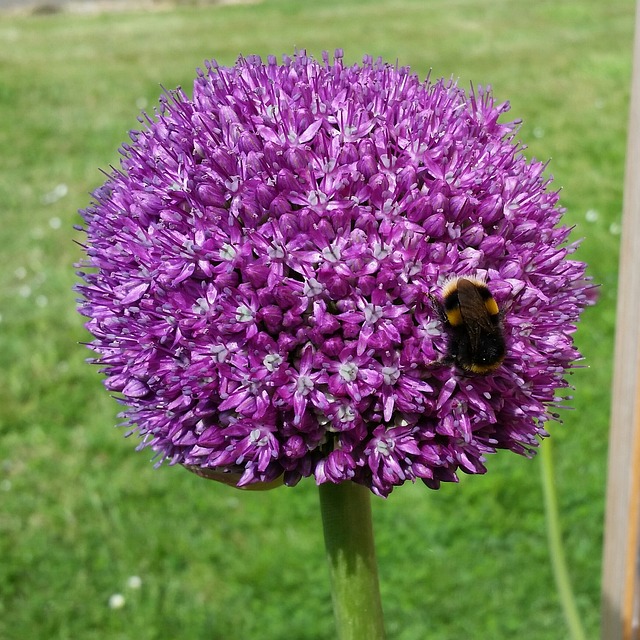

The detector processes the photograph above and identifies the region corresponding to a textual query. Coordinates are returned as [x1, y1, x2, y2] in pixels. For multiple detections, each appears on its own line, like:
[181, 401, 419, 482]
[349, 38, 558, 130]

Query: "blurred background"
[0, 0, 630, 638]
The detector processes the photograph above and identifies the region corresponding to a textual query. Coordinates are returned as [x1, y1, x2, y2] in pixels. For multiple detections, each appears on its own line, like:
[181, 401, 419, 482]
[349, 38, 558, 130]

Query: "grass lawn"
[0, 0, 632, 638]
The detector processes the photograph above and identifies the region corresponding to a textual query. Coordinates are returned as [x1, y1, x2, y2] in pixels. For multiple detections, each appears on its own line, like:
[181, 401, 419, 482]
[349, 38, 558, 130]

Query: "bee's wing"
[457, 280, 494, 355]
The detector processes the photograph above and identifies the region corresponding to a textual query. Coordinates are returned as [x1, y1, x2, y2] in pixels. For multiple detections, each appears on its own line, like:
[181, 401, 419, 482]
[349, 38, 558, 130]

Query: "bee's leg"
[428, 293, 449, 325]
[425, 293, 453, 370]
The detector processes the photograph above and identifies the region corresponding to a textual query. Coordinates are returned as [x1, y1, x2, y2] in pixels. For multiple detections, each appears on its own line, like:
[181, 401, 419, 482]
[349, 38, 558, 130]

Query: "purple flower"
[77, 50, 594, 497]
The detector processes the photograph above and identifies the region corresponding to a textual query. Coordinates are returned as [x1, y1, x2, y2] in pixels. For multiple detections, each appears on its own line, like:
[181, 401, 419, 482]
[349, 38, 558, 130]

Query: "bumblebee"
[433, 276, 506, 374]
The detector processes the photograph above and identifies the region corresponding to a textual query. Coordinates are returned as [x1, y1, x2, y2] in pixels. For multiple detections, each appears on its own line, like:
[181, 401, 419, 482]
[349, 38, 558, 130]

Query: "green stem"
[319, 482, 386, 640]
[540, 439, 587, 640]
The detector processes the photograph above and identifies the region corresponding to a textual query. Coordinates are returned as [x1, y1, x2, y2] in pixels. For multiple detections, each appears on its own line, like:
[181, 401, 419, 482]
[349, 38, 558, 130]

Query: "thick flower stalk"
[77, 50, 592, 497]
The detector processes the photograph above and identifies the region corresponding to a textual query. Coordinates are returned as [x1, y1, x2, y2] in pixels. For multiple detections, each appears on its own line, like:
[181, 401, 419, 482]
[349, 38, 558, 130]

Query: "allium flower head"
[77, 50, 593, 497]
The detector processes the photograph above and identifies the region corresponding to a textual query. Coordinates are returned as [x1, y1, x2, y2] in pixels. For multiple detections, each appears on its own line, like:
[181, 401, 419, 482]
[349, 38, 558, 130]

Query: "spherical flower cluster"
[77, 51, 593, 497]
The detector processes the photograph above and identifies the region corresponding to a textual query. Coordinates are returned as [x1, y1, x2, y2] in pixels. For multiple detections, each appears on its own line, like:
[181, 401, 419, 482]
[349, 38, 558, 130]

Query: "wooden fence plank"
[602, 2, 640, 638]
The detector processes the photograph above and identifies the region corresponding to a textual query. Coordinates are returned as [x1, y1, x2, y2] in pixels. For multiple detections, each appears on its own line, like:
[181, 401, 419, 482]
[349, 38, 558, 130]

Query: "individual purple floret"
[77, 50, 593, 497]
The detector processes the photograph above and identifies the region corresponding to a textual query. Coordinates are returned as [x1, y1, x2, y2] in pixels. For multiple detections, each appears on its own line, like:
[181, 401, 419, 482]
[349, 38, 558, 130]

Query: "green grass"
[0, 0, 632, 638]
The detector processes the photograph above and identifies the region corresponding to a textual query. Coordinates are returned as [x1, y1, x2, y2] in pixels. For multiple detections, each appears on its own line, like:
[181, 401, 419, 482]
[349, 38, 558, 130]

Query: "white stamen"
[236, 304, 253, 322]
[373, 243, 390, 260]
[322, 244, 341, 262]
[193, 297, 209, 314]
[338, 362, 358, 382]
[337, 405, 356, 422]
[263, 354, 283, 372]
[220, 243, 237, 261]
[210, 344, 229, 362]
[249, 429, 267, 446]
[376, 440, 392, 456]
[363, 303, 383, 324]
[296, 375, 314, 395]
[303, 278, 323, 297]
[382, 365, 400, 386]
[268, 243, 285, 259]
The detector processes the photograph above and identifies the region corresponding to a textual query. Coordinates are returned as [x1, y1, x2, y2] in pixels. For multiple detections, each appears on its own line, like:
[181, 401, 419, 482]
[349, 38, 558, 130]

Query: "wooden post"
[602, 2, 640, 638]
